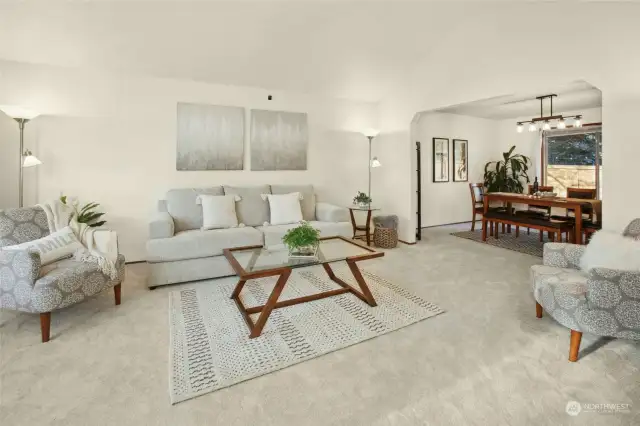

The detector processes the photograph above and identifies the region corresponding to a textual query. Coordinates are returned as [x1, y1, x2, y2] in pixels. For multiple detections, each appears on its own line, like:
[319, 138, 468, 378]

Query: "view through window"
[543, 127, 602, 198]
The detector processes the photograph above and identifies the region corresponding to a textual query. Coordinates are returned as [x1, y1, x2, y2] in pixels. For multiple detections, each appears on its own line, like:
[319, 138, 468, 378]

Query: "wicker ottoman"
[373, 215, 398, 249]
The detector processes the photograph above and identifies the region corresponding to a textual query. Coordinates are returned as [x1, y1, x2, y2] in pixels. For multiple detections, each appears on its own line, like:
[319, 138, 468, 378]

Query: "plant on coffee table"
[282, 221, 320, 257]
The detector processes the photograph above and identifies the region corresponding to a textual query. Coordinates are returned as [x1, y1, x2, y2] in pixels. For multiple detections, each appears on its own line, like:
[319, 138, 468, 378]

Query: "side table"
[348, 206, 380, 246]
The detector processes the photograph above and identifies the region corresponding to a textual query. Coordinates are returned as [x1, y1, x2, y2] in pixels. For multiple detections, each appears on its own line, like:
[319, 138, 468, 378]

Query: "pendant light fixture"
[516, 94, 584, 132]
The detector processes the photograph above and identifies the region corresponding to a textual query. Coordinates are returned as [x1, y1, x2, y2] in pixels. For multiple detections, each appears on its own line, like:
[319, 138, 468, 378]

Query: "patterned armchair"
[0, 206, 125, 342]
[531, 219, 640, 361]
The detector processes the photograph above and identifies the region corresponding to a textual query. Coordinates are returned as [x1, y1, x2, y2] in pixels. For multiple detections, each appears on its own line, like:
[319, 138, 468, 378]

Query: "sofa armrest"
[316, 202, 349, 222]
[149, 212, 175, 239]
[0, 249, 41, 288]
[587, 268, 640, 321]
[543, 243, 585, 269]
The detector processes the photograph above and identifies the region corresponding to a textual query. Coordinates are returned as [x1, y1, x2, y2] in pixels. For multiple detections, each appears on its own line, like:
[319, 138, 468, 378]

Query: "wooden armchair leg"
[535, 302, 543, 318]
[114, 283, 122, 306]
[40, 312, 51, 343]
[569, 330, 582, 362]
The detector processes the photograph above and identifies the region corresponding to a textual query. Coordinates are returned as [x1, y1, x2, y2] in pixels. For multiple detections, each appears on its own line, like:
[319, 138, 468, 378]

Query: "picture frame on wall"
[432, 137, 449, 182]
[452, 139, 469, 182]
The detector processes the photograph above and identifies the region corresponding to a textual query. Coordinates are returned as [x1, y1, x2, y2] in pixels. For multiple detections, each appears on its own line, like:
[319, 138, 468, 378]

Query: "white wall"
[375, 3, 640, 242]
[415, 112, 499, 227]
[0, 60, 377, 261]
[0, 113, 19, 209]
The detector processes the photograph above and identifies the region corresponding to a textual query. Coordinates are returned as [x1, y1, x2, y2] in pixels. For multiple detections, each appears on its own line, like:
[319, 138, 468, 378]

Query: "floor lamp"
[363, 129, 381, 207]
[0, 106, 42, 207]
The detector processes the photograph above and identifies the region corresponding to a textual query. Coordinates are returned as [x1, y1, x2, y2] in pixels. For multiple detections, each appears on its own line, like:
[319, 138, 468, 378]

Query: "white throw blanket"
[38, 200, 119, 280]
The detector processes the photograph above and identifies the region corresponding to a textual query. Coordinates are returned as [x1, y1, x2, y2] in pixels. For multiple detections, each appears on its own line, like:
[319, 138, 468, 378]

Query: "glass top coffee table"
[223, 236, 384, 338]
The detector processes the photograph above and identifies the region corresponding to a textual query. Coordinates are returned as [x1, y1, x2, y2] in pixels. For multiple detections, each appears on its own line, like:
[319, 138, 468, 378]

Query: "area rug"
[168, 264, 444, 404]
[450, 228, 553, 257]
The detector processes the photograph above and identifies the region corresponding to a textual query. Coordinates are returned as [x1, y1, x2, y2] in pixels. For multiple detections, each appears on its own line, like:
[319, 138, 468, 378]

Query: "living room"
[1, 2, 639, 425]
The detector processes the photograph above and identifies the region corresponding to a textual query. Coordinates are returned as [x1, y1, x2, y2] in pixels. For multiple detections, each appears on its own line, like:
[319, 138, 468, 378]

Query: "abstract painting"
[176, 103, 244, 171]
[453, 139, 468, 182]
[250, 110, 308, 171]
[433, 137, 449, 182]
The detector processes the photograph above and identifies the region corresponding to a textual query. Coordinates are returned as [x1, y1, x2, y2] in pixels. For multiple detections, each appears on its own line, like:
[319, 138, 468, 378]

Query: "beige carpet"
[1, 224, 639, 425]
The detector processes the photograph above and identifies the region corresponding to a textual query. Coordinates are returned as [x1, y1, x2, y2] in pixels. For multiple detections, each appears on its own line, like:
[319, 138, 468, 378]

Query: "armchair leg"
[569, 330, 582, 362]
[535, 302, 543, 318]
[40, 312, 51, 343]
[114, 283, 121, 306]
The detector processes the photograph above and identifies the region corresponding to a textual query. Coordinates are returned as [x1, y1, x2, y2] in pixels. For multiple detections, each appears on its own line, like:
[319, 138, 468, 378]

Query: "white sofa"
[145, 185, 351, 288]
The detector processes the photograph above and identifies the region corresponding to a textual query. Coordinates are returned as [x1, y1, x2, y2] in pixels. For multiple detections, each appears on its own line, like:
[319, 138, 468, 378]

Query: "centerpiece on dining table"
[282, 221, 320, 259]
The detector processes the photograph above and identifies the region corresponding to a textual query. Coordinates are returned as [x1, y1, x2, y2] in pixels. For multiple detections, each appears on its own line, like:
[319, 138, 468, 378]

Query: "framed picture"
[432, 138, 449, 182]
[453, 139, 469, 182]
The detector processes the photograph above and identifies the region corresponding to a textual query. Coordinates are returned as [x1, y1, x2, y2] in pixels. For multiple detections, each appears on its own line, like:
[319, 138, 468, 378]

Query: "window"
[542, 126, 602, 198]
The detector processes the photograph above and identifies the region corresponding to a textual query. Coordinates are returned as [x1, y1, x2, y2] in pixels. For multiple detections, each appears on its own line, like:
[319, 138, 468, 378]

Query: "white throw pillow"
[197, 194, 241, 230]
[263, 192, 304, 225]
[580, 230, 640, 272]
[2, 226, 84, 266]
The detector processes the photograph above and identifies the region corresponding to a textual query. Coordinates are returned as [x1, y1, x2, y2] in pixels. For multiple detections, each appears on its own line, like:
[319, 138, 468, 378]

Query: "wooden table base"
[231, 261, 377, 339]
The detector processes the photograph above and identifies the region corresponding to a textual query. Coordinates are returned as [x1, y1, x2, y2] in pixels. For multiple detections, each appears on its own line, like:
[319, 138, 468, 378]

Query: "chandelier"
[516, 94, 582, 133]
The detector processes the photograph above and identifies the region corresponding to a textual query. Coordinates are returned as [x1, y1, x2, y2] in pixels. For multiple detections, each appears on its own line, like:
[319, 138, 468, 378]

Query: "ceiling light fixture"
[515, 94, 584, 133]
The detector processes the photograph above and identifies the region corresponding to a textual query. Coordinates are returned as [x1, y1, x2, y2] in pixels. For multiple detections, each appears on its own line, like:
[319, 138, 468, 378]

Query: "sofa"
[0, 206, 126, 342]
[146, 184, 351, 288]
[531, 218, 640, 361]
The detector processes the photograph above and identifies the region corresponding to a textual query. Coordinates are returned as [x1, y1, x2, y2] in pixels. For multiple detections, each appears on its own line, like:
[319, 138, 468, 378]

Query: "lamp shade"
[370, 157, 381, 168]
[0, 105, 40, 120]
[22, 150, 42, 168]
[362, 128, 380, 138]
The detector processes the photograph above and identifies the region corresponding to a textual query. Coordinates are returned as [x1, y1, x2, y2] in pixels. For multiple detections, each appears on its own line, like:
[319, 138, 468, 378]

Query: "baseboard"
[421, 221, 471, 229]
[125, 260, 146, 265]
[398, 239, 416, 245]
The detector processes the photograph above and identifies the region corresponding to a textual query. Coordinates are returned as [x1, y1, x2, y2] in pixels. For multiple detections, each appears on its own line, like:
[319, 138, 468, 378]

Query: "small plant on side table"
[60, 194, 107, 227]
[282, 221, 320, 257]
[353, 191, 372, 207]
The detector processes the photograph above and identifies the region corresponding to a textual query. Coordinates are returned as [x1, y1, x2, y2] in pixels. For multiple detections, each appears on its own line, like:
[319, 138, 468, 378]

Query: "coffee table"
[223, 236, 384, 338]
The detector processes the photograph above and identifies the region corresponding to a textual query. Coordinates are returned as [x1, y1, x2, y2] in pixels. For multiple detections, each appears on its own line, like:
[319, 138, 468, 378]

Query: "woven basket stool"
[373, 215, 399, 249]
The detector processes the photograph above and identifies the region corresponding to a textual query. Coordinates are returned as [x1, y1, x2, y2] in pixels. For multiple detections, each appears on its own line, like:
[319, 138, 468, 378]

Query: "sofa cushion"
[146, 227, 263, 263]
[271, 185, 316, 221]
[223, 185, 271, 226]
[257, 221, 352, 248]
[165, 187, 224, 232]
[264, 193, 303, 225]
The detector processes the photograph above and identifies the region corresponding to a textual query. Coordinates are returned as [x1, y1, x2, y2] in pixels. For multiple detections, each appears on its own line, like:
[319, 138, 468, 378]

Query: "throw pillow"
[197, 194, 242, 230]
[580, 230, 640, 272]
[262, 192, 304, 226]
[2, 226, 84, 266]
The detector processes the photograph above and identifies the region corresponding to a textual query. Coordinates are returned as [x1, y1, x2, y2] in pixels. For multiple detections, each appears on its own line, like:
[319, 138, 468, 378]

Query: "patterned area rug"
[450, 228, 555, 257]
[169, 264, 444, 404]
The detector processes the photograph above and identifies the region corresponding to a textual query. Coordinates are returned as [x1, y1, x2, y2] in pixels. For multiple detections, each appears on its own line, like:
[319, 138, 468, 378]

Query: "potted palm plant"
[282, 221, 320, 258]
[483, 146, 531, 193]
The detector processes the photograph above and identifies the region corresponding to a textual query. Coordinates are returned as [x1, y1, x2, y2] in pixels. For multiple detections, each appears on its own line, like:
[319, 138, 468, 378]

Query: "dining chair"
[469, 183, 513, 234]
[562, 187, 597, 221]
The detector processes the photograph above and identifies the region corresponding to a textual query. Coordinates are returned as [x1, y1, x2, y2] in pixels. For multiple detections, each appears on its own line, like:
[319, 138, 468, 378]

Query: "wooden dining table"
[483, 192, 602, 245]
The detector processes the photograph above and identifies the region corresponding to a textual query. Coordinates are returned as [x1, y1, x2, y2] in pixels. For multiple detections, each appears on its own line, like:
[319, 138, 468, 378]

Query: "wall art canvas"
[250, 110, 308, 171]
[453, 139, 468, 182]
[433, 137, 449, 182]
[176, 103, 245, 171]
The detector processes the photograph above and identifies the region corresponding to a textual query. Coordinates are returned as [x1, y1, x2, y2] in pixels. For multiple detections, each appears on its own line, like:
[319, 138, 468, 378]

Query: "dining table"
[483, 192, 602, 245]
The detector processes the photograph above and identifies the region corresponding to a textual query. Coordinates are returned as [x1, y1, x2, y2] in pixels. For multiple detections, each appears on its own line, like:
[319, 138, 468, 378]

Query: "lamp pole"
[16, 118, 28, 208]
[367, 135, 374, 207]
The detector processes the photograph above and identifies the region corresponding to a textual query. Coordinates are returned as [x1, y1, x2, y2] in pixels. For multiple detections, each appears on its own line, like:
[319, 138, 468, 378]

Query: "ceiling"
[435, 81, 602, 120]
[0, 1, 465, 103]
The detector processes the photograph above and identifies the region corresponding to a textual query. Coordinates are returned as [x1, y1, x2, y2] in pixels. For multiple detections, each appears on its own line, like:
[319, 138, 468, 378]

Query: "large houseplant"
[483, 146, 531, 193]
[282, 221, 320, 257]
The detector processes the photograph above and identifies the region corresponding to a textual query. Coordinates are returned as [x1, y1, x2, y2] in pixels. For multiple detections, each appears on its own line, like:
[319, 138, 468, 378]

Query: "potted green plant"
[483, 146, 531, 193]
[282, 221, 320, 258]
[353, 191, 372, 208]
[60, 194, 107, 227]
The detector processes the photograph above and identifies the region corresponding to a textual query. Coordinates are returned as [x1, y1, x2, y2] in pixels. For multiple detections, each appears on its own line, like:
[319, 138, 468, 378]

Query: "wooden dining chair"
[566, 187, 597, 221]
[469, 183, 485, 232]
